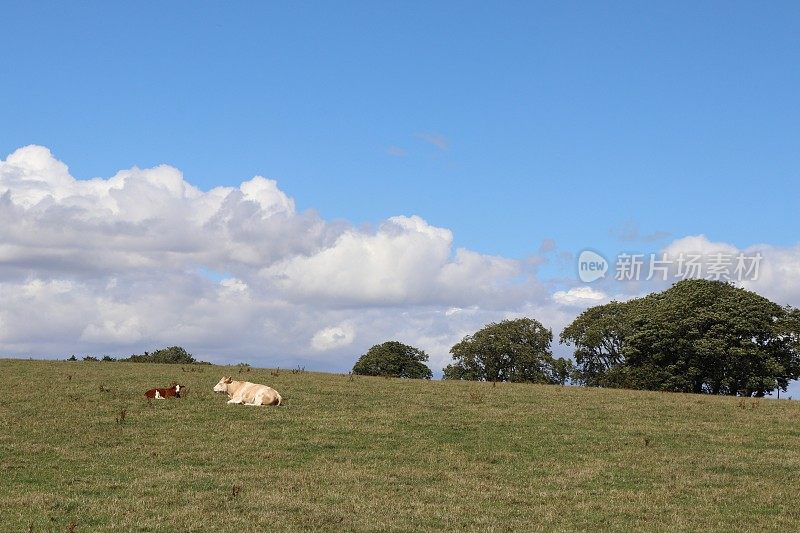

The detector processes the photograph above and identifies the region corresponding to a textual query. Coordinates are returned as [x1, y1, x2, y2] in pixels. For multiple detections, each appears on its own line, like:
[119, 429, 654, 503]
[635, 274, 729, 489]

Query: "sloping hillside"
[1, 359, 798, 531]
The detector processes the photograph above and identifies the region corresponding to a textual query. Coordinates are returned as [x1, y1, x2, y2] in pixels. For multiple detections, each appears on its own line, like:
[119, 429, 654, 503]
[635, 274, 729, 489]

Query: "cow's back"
[239, 381, 281, 405]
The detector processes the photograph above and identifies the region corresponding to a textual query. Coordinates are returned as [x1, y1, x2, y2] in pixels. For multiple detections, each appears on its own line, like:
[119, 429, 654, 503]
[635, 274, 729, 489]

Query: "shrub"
[124, 346, 208, 365]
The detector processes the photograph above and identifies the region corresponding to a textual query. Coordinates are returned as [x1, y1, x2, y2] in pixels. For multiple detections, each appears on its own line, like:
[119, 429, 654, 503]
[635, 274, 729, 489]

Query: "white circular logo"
[577, 250, 608, 283]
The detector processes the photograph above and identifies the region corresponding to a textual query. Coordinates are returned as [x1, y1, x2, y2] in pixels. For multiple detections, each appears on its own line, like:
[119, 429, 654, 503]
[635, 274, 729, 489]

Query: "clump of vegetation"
[83, 356, 98, 362]
[468, 390, 485, 403]
[353, 341, 433, 379]
[737, 398, 760, 410]
[124, 346, 209, 365]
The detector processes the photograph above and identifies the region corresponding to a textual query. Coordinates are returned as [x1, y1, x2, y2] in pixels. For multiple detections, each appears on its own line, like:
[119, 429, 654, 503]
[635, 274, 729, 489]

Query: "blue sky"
[1, 2, 799, 395]
[3, 1, 798, 258]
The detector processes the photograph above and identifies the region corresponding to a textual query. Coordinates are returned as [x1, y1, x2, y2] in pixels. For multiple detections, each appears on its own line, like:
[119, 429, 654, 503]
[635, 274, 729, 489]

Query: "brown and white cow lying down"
[145, 384, 182, 400]
[213, 376, 282, 406]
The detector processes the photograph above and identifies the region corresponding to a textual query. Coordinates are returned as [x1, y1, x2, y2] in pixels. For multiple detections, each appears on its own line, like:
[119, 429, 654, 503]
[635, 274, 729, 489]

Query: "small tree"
[551, 357, 574, 386]
[352, 341, 433, 379]
[443, 318, 561, 384]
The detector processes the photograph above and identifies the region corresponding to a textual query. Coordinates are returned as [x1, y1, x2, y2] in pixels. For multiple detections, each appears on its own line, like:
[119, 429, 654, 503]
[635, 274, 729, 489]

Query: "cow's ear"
[225, 377, 232, 383]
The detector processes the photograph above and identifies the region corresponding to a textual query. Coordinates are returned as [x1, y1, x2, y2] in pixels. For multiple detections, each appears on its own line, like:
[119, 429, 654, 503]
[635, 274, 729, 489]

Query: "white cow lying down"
[213, 376, 282, 406]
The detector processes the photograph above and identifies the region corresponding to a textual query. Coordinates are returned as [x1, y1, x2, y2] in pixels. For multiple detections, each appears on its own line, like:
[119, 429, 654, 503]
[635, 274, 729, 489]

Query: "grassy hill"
[1, 359, 799, 531]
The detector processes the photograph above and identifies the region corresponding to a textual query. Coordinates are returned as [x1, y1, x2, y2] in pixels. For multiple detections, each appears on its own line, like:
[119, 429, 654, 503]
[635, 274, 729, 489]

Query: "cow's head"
[213, 376, 233, 393]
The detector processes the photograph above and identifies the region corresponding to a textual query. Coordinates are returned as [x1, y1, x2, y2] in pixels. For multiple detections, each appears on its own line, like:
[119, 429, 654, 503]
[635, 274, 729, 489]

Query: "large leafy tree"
[443, 318, 567, 384]
[625, 280, 800, 396]
[352, 341, 433, 379]
[561, 279, 800, 396]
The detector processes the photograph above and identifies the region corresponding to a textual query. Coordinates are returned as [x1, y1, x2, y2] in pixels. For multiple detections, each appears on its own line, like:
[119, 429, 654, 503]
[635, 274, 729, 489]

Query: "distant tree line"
[353, 280, 800, 397]
[68, 346, 209, 365]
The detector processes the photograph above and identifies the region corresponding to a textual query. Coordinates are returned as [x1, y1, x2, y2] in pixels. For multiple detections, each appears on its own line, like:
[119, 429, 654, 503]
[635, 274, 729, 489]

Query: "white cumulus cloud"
[553, 286, 607, 306]
[0, 145, 550, 367]
[311, 324, 356, 352]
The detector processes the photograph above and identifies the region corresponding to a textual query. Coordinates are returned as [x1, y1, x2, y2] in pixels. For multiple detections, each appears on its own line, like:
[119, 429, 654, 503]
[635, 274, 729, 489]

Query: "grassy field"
[1, 359, 799, 531]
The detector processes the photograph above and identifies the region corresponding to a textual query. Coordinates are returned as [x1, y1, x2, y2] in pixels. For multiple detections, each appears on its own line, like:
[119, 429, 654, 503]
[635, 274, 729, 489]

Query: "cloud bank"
[0, 145, 548, 370]
[1, 146, 798, 374]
